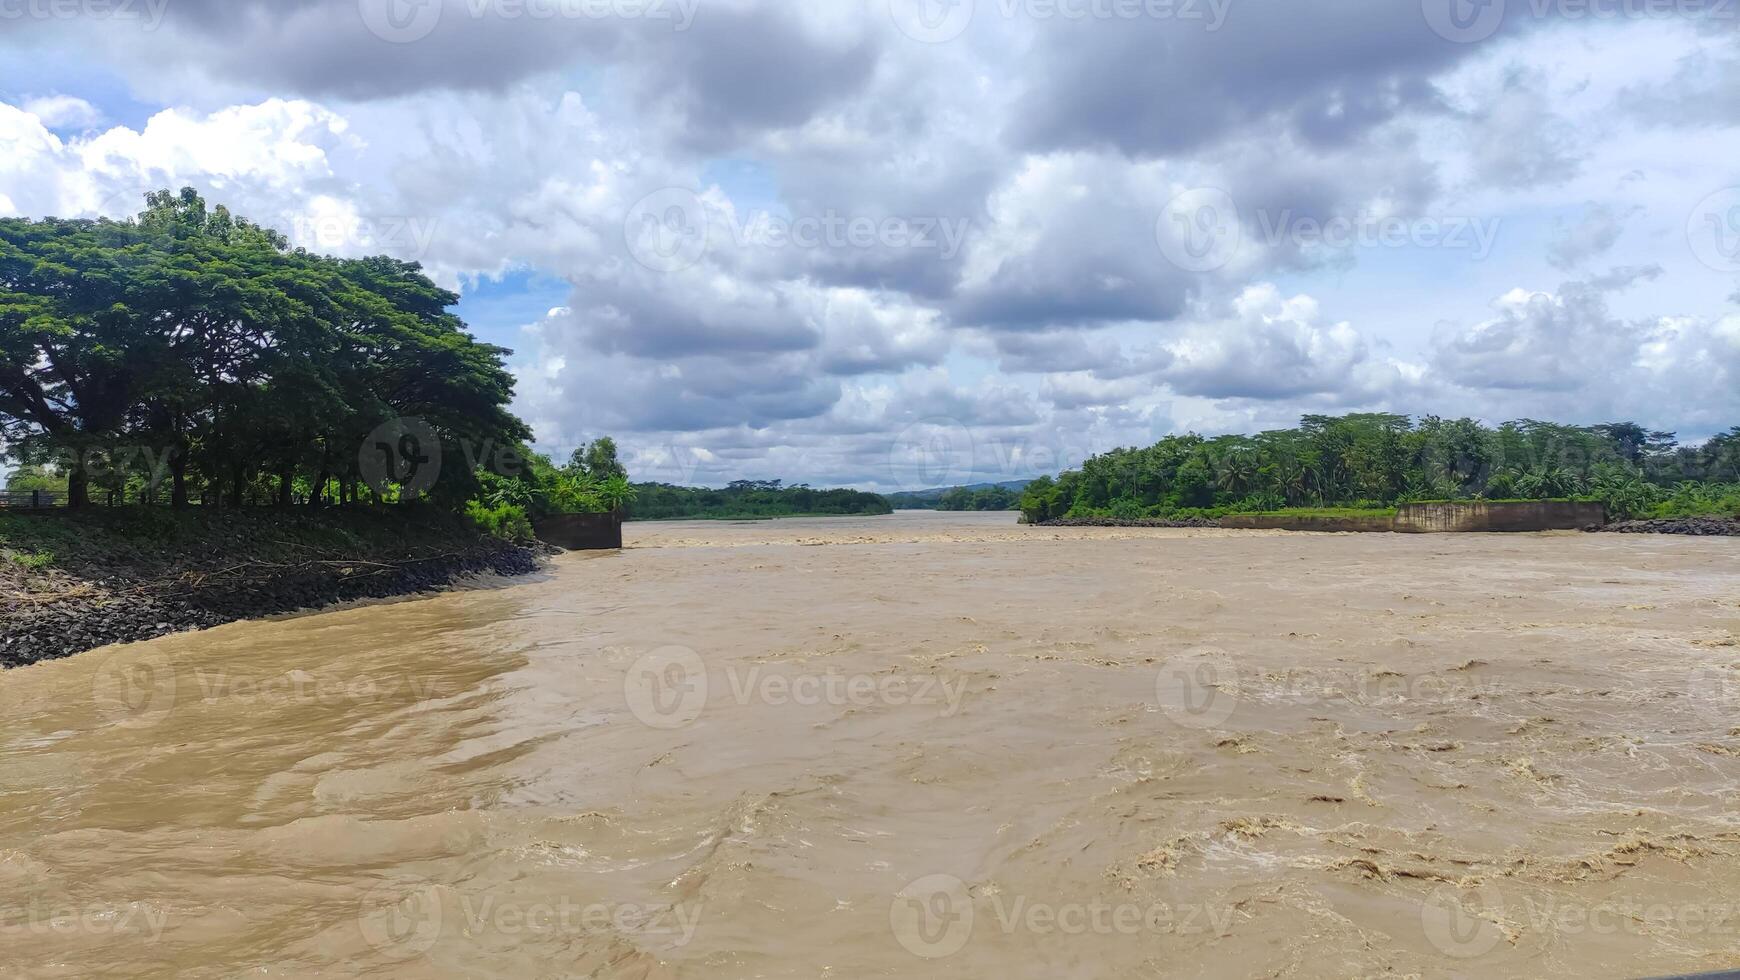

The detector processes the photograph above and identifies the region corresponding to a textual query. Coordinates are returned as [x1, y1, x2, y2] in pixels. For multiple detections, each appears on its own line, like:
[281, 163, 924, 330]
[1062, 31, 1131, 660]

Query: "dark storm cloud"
[7, 0, 882, 144]
[1009, 0, 1539, 158]
[631, 5, 880, 150]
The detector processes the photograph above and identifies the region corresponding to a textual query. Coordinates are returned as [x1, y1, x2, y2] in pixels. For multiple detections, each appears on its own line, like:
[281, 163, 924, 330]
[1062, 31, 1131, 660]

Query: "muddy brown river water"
[3, 512, 1739, 978]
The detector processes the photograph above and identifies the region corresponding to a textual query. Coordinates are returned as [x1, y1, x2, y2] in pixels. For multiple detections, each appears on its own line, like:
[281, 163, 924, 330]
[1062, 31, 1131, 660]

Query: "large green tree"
[0, 189, 530, 510]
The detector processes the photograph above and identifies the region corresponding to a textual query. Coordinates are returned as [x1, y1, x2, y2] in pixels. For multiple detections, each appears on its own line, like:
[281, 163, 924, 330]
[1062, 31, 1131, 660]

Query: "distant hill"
[888, 480, 1035, 510]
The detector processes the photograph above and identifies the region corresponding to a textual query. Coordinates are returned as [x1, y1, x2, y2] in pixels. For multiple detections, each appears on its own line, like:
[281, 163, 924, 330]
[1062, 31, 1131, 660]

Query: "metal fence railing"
[0, 490, 67, 509]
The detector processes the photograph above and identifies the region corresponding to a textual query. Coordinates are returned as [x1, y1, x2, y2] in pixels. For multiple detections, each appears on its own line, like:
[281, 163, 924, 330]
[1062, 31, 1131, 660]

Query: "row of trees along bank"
[0, 189, 528, 510]
[1020, 414, 1740, 525]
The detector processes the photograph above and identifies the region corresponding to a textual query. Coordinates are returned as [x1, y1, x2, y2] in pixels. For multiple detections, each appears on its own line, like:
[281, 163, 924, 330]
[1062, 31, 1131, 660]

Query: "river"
[3, 512, 1738, 978]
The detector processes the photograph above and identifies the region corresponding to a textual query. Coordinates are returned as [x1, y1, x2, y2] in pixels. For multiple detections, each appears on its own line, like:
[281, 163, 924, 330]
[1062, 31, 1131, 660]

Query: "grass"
[5, 549, 55, 570]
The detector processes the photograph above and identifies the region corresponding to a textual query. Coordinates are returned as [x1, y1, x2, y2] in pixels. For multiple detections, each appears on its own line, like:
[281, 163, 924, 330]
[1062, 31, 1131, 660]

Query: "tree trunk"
[229, 465, 246, 508]
[277, 468, 294, 509]
[307, 469, 330, 509]
[67, 467, 89, 509]
[170, 449, 190, 509]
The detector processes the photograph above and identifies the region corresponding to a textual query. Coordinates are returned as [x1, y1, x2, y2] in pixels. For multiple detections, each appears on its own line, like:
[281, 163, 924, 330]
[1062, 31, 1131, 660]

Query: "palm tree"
[1216, 451, 1257, 498]
[598, 474, 638, 514]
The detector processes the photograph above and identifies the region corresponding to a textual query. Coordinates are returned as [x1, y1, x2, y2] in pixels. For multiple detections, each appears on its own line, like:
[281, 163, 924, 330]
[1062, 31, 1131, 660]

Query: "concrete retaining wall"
[1219, 501, 1607, 534]
[532, 512, 623, 550]
[1394, 501, 1605, 533]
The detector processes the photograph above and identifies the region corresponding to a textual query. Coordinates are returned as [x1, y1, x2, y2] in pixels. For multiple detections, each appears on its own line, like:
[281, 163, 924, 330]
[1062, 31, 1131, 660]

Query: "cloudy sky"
[2, 0, 1738, 491]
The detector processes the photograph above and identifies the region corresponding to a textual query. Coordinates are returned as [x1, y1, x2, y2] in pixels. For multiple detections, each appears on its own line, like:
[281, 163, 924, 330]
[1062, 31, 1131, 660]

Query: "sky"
[2, 0, 1738, 492]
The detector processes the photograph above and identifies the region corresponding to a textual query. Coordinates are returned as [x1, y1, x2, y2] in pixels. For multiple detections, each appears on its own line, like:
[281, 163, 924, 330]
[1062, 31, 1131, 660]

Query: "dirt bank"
[1035, 516, 1222, 529]
[1593, 517, 1740, 536]
[0, 508, 545, 668]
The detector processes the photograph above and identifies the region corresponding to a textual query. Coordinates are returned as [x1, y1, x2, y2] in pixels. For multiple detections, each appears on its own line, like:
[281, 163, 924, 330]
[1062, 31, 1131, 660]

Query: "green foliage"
[6, 549, 54, 570]
[464, 441, 641, 522]
[465, 500, 535, 543]
[889, 481, 1030, 510]
[476, 468, 541, 510]
[4, 464, 66, 493]
[936, 485, 1023, 511]
[628, 480, 892, 521]
[569, 437, 627, 480]
[0, 189, 529, 510]
[1646, 482, 1740, 520]
[1022, 414, 1740, 524]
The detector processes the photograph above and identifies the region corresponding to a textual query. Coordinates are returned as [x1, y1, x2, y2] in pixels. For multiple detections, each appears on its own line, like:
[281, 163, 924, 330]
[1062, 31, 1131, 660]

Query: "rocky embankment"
[1590, 517, 1740, 536]
[1036, 516, 1222, 529]
[0, 508, 546, 668]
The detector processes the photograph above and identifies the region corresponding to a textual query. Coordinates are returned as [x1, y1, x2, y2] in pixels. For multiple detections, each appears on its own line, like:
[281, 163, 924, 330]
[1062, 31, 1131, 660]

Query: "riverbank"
[1031, 515, 1222, 529]
[0, 508, 546, 668]
[1044, 505, 1740, 535]
[1594, 517, 1740, 536]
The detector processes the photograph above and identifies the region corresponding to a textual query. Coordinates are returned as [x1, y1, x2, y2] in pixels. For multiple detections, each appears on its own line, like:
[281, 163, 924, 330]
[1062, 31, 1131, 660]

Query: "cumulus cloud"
[1432, 269, 1659, 392]
[1158, 285, 1393, 401]
[20, 94, 101, 130]
[4, 1, 1740, 484]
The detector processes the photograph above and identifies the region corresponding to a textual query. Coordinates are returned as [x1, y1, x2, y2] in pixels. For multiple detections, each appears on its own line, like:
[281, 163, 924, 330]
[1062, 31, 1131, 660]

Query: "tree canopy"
[628, 480, 892, 521]
[1021, 415, 1740, 524]
[0, 189, 529, 509]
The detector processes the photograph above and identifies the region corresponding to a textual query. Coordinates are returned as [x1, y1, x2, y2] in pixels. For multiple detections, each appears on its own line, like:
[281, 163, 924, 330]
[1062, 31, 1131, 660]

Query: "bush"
[1647, 483, 1740, 520]
[6, 549, 54, 570]
[465, 501, 535, 543]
